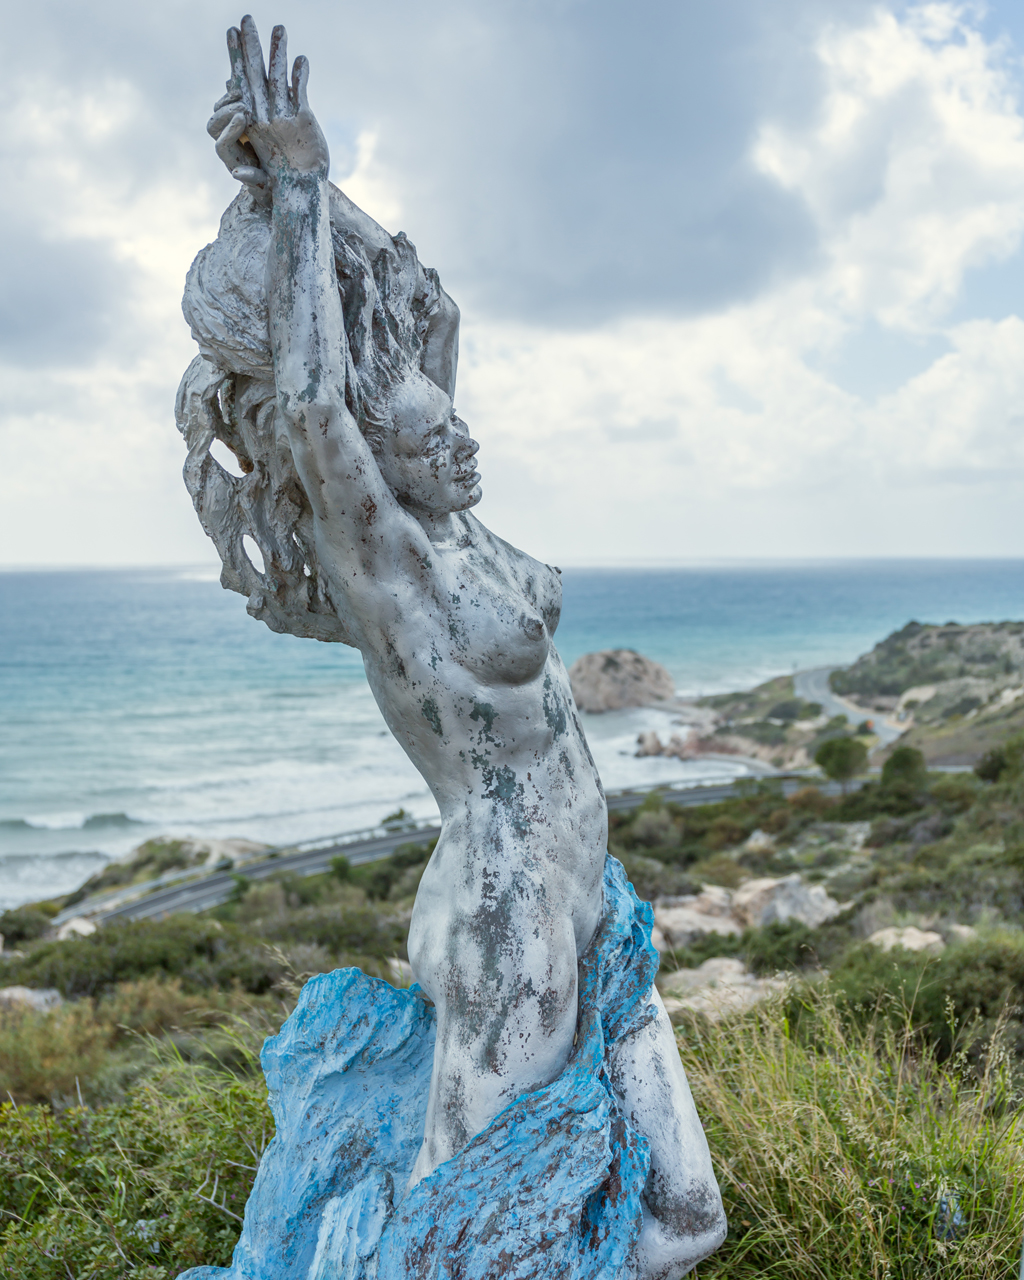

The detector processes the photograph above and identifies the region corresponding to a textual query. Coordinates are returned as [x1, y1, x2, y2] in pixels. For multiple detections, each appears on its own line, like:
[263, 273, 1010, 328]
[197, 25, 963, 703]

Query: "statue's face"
[377, 371, 482, 514]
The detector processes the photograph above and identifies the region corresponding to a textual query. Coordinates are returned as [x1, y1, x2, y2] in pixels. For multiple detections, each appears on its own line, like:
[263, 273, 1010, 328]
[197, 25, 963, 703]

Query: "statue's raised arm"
[174, 18, 725, 1280]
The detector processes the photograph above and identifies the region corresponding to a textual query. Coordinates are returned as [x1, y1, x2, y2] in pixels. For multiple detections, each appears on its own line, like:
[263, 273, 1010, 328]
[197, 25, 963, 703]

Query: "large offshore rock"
[731, 875, 842, 930]
[568, 649, 675, 713]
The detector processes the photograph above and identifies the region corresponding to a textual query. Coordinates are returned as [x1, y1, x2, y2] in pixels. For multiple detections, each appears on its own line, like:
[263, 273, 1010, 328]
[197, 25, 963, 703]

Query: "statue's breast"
[448, 585, 551, 685]
[438, 546, 557, 686]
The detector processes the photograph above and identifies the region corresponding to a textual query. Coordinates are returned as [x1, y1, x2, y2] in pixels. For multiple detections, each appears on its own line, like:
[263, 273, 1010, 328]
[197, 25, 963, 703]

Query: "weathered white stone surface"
[659, 958, 789, 1019]
[568, 649, 675, 713]
[867, 926, 945, 954]
[947, 923, 979, 943]
[56, 916, 98, 941]
[653, 885, 741, 948]
[732, 875, 843, 930]
[0, 986, 63, 1012]
[744, 828, 775, 853]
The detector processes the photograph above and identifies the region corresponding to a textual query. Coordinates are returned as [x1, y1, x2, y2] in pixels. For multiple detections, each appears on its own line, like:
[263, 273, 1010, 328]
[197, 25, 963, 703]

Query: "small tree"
[814, 736, 867, 794]
[881, 745, 927, 791]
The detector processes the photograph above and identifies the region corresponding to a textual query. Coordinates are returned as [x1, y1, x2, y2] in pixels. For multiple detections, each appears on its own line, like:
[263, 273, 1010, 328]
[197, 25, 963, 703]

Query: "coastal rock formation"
[634, 731, 741, 760]
[568, 649, 675, 713]
[56, 916, 97, 941]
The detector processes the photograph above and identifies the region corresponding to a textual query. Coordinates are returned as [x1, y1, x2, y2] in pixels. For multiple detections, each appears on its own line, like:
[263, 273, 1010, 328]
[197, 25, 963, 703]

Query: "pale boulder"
[0, 986, 63, 1012]
[659, 958, 789, 1020]
[654, 885, 741, 948]
[744, 829, 775, 853]
[732, 875, 842, 930]
[947, 923, 979, 943]
[569, 649, 675, 713]
[57, 916, 98, 941]
[867, 926, 945, 955]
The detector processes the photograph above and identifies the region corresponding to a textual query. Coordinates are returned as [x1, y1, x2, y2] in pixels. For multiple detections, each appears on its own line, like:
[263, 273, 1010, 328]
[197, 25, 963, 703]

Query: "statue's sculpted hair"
[177, 189, 443, 643]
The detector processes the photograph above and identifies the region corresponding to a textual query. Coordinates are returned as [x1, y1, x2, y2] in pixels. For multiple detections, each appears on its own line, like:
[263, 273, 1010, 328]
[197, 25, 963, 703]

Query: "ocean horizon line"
[3, 553, 1024, 575]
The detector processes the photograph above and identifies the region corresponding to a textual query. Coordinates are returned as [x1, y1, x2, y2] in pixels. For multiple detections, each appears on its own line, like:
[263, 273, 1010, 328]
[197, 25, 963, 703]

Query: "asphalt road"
[794, 667, 904, 747]
[96, 776, 828, 924]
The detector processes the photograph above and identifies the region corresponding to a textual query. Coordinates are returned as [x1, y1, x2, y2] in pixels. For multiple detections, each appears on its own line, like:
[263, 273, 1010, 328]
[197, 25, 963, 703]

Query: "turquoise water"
[1, 560, 1022, 908]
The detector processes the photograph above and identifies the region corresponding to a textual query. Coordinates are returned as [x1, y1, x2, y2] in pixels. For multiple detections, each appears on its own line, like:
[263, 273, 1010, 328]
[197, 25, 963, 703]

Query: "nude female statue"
[178, 18, 724, 1280]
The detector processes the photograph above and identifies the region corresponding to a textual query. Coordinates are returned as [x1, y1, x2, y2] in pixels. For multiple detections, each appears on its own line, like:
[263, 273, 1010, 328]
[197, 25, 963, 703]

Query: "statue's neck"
[411, 509, 472, 549]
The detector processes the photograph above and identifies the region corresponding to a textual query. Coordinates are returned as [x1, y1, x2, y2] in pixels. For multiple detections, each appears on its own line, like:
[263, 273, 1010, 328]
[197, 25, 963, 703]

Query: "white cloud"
[2, 1, 1024, 567]
[754, 3, 1024, 329]
[455, 2, 1024, 561]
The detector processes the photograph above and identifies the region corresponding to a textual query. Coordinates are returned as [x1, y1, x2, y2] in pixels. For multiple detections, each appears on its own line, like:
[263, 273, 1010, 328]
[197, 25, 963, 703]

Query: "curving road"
[77, 776, 850, 925]
[794, 667, 904, 747]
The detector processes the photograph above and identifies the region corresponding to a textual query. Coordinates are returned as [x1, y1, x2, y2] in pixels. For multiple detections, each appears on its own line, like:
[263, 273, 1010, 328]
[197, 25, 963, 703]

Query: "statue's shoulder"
[465, 516, 563, 632]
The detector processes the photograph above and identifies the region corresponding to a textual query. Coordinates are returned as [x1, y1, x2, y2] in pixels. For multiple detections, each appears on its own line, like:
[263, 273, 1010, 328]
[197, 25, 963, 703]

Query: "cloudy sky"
[3, 0, 1024, 566]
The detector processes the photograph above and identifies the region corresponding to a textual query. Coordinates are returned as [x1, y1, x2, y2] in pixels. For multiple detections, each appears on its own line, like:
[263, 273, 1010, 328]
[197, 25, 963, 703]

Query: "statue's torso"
[353, 514, 607, 965]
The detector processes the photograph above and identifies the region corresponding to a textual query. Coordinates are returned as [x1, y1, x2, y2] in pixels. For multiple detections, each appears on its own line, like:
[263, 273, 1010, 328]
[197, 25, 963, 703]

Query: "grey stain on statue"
[420, 697, 443, 737]
[469, 701, 498, 741]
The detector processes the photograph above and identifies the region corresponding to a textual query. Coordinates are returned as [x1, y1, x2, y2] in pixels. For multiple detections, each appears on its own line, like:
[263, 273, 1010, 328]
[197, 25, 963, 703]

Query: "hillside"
[693, 675, 867, 770]
[831, 621, 1024, 765]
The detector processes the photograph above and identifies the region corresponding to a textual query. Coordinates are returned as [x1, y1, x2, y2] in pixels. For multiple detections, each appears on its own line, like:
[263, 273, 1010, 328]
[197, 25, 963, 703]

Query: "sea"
[1, 559, 1022, 910]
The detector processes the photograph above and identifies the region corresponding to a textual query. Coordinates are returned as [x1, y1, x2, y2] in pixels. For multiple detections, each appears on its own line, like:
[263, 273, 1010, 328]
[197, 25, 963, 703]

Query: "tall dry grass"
[683, 988, 1024, 1279]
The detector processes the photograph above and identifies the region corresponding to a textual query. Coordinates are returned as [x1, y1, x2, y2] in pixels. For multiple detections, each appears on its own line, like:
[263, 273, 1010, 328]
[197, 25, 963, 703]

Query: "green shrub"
[616, 853, 697, 902]
[0, 1049, 273, 1277]
[0, 1004, 111, 1103]
[816, 737, 868, 791]
[828, 932, 1024, 1061]
[882, 746, 928, 790]
[3, 917, 286, 999]
[929, 773, 979, 813]
[704, 816, 747, 851]
[350, 840, 435, 901]
[743, 921, 817, 975]
[975, 732, 1024, 784]
[256, 903, 408, 960]
[0, 905, 53, 946]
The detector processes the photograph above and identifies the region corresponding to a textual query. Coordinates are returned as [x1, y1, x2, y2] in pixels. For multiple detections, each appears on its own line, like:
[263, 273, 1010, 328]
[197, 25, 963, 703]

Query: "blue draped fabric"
[179, 855, 659, 1280]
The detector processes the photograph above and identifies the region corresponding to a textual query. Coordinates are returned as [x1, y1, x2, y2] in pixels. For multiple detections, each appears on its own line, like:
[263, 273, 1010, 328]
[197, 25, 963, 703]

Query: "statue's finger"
[226, 27, 254, 116]
[292, 55, 310, 113]
[232, 165, 269, 191]
[215, 112, 251, 166]
[239, 14, 270, 122]
[268, 25, 290, 117]
[208, 102, 246, 139]
[212, 88, 242, 113]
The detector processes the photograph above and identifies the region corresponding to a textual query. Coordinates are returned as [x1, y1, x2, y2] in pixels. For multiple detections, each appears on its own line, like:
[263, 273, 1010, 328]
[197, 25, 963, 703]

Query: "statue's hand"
[206, 24, 270, 205]
[217, 16, 329, 192]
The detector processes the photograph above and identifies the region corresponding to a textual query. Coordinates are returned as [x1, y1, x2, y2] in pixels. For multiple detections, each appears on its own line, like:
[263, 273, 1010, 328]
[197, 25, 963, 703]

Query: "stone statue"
[176, 17, 725, 1280]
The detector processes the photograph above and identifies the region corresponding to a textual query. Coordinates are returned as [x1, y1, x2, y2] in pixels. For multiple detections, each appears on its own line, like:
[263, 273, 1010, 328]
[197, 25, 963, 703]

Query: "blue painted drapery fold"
[179, 855, 658, 1280]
